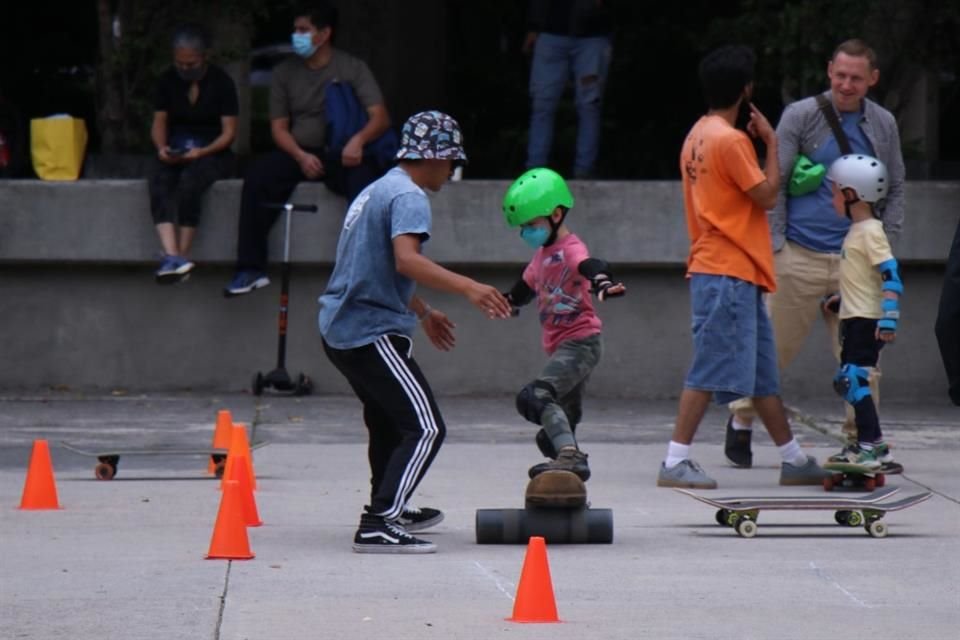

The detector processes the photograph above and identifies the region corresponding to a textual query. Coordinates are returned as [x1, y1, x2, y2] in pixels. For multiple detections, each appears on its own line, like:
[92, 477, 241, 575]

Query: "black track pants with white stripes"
[322, 335, 446, 520]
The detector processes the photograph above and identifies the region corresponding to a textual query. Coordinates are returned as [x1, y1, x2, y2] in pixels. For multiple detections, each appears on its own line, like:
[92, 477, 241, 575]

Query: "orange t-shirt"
[679, 115, 777, 292]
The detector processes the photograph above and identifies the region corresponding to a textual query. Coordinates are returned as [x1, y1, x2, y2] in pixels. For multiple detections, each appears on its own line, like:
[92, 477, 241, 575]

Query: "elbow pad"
[505, 279, 535, 307]
[578, 258, 622, 301]
[878, 258, 903, 295]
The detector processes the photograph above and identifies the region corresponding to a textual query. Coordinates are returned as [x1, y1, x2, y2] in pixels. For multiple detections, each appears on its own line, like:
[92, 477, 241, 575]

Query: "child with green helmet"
[501, 167, 625, 481]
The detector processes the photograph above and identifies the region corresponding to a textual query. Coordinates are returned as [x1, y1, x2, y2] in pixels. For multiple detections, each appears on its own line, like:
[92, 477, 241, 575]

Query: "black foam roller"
[475, 507, 613, 544]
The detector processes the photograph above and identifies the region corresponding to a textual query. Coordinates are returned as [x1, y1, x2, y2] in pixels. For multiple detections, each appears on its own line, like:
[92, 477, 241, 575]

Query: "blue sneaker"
[224, 270, 270, 297]
[155, 255, 194, 284]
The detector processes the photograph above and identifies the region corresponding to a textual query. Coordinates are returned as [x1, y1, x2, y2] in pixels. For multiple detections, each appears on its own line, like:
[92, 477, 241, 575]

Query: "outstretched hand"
[421, 309, 457, 351]
[466, 282, 513, 319]
[596, 281, 626, 302]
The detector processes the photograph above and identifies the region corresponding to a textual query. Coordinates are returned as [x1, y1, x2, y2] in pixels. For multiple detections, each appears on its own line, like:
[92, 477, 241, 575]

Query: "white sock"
[665, 441, 691, 469]
[778, 439, 808, 467]
[731, 416, 752, 431]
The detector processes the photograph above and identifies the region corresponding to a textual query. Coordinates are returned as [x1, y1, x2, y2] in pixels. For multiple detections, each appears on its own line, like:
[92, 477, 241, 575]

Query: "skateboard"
[676, 488, 932, 538]
[476, 470, 613, 544]
[60, 441, 269, 480]
[822, 460, 887, 491]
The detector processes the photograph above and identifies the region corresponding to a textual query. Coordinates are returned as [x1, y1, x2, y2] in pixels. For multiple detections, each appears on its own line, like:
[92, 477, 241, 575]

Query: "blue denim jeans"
[684, 274, 780, 404]
[526, 34, 611, 177]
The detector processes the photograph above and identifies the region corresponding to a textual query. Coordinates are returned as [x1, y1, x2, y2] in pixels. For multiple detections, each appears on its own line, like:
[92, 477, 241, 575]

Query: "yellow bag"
[30, 115, 88, 181]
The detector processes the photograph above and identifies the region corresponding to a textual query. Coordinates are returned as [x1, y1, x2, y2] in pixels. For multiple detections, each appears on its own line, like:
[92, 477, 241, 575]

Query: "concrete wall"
[0, 179, 956, 400]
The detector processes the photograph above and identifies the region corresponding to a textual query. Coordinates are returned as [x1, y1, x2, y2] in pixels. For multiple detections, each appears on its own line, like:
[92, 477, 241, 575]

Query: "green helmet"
[502, 167, 574, 227]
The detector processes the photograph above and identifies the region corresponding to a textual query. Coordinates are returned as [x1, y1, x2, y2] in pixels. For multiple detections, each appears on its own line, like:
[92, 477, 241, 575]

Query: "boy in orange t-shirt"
[658, 45, 828, 489]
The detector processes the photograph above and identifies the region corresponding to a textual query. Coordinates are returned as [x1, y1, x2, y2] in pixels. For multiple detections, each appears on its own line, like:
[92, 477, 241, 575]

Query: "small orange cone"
[221, 424, 257, 492]
[206, 480, 255, 560]
[208, 410, 234, 475]
[508, 536, 560, 623]
[230, 454, 262, 527]
[19, 440, 61, 510]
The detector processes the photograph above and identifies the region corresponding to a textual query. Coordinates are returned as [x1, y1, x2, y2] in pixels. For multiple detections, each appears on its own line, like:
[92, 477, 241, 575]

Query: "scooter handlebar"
[261, 202, 319, 213]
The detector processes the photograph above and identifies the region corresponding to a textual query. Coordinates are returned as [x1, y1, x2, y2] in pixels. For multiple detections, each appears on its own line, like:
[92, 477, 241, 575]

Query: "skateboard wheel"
[715, 509, 730, 526]
[735, 518, 757, 538]
[475, 507, 613, 544]
[876, 473, 886, 487]
[845, 510, 864, 527]
[866, 520, 888, 538]
[94, 462, 116, 480]
[823, 476, 834, 491]
[864, 476, 877, 491]
[835, 510, 851, 525]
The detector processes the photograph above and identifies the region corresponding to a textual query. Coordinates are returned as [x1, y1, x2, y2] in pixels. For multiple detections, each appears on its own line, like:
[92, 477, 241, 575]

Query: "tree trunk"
[96, 0, 125, 152]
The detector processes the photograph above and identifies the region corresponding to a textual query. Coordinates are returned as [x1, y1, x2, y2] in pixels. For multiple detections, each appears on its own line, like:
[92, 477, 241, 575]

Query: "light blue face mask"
[291, 32, 318, 58]
[520, 226, 550, 249]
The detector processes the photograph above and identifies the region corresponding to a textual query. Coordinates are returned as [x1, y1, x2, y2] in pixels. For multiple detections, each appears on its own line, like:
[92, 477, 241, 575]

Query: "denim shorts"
[684, 274, 779, 404]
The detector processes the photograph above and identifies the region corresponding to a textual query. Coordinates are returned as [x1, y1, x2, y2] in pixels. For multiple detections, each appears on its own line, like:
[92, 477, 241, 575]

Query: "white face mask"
[291, 32, 318, 58]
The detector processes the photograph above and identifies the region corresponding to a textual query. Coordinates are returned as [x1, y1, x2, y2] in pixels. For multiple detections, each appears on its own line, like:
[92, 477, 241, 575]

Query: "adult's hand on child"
[821, 293, 841, 314]
[421, 310, 457, 351]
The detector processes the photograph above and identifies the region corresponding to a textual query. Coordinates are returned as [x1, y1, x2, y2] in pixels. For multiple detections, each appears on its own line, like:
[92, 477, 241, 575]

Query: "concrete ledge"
[1, 179, 958, 265]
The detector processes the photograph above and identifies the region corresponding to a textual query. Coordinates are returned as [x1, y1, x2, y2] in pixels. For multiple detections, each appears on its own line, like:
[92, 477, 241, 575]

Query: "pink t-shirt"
[522, 233, 603, 355]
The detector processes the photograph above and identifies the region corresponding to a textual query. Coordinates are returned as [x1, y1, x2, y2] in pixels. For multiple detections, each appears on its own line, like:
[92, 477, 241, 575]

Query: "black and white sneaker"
[352, 513, 436, 554]
[396, 506, 444, 532]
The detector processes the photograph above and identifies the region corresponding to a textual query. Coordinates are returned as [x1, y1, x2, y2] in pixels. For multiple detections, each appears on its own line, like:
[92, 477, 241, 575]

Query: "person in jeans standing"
[660, 45, 828, 489]
[523, 0, 612, 179]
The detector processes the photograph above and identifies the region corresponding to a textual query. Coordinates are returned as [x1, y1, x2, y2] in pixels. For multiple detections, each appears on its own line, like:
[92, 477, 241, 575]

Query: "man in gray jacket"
[725, 39, 905, 469]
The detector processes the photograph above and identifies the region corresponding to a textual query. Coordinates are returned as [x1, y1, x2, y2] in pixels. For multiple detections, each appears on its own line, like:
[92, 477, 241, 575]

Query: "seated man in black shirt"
[149, 23, 238, 284]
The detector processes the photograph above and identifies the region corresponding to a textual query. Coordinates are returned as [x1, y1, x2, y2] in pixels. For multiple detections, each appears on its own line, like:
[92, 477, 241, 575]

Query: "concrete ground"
[1, 392, 957, 639]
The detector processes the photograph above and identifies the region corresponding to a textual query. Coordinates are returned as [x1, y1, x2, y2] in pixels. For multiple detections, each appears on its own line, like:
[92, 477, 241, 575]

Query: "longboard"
[476, 470, 613, 544]
[60, 441, 269, 480]
[676, 488, 932, 538]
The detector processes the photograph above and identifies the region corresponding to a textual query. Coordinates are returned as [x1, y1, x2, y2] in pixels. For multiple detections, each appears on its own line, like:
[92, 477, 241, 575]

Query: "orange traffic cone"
[19, 439, 61, 510]
[230, 454, 262, 527]
[508, 536, 560, 623]
[206, 480, 255, 560]
[221, 424, 257, 492]
[208, 410, 234, 475]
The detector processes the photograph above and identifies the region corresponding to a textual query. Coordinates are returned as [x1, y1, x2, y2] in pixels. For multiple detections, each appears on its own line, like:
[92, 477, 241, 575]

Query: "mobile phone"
[166, 147, 187, 156]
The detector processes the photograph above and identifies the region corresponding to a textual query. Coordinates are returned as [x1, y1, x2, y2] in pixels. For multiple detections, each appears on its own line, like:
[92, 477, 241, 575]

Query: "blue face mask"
[520, 226, 550, 249]
[291, 32, 318, 58]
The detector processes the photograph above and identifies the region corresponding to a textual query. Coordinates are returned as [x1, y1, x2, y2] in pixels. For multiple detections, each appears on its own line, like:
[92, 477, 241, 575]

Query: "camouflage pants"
[534, 334, 603, 451]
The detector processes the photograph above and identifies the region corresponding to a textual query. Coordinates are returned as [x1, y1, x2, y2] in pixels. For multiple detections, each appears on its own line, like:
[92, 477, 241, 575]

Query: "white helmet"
[827, 154, 888, 203]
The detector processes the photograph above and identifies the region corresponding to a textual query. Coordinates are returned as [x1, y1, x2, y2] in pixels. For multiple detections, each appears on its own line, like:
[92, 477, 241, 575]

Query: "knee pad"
[833, 364, 872, 405]
[515, 380, 557, 425]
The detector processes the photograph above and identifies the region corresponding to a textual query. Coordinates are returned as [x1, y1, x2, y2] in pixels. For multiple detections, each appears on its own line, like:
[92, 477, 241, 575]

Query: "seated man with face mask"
[149, 23, 238, 284]
[225, 1, 392, 297]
